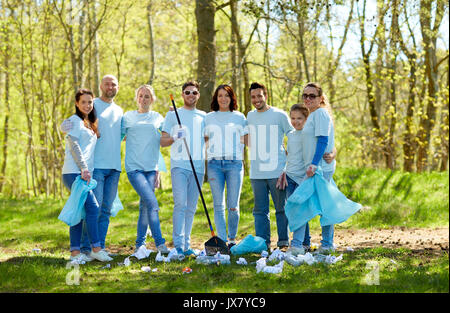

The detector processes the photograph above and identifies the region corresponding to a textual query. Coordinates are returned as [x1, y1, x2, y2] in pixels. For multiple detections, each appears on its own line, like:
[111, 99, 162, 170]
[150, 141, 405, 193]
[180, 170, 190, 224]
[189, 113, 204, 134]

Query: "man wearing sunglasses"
[160, 81, 207, 257]
[246, 82, 294, 252]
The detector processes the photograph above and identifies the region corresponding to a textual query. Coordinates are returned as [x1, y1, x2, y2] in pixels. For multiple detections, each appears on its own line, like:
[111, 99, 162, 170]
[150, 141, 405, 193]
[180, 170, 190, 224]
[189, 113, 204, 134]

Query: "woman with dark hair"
[204, 84, 248, 248]
[62, 89, 112, 263]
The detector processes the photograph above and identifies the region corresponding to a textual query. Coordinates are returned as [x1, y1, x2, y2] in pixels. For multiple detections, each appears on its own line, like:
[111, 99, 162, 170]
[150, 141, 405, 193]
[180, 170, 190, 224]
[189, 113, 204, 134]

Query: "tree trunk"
[147, 1, 156, 85]
[385, 0, 400, 170]
[439, 64, 449, 171]
[195, 0, 216, 113]
[416, 0, 445, 172]
[0, 5, 10, 193]
[92, 1, 101, 96]
[296, 0, 310, 82]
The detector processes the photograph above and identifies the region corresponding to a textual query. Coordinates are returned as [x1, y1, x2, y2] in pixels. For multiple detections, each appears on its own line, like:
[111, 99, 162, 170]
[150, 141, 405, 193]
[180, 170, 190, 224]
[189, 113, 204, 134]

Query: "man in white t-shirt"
[246, 82, 293, 251]
[160, 81, 206, 257]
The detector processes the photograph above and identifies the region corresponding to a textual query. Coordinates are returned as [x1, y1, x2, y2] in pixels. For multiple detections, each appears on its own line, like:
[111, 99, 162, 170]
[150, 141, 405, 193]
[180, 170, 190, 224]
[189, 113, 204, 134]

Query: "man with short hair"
[62, 75, 123, 255]
[160, 81, 206, 257]
[246, 82, 293, 251]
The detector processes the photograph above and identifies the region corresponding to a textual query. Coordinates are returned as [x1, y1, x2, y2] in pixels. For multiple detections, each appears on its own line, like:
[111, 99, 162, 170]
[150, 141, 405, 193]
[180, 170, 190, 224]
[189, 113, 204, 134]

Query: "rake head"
[205, 236, 230, 256]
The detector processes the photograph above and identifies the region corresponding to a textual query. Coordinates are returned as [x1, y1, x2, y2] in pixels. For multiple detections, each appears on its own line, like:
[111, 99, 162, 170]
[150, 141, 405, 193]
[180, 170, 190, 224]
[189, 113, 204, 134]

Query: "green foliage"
[0, 0, 448, 197]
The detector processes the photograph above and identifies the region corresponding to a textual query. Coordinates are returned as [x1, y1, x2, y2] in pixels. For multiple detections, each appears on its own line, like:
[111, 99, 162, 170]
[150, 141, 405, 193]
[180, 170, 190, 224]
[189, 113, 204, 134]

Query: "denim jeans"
[127, 170, 166, 248]
[207, 159, 243, 243]
[171, 167, 204, 251]
[80, 168, 120, 252]
[286, 175, 311, 247]
[62, 174, 101, 252]
[250, 178, 289, 248]
[292, 170, 335, 248]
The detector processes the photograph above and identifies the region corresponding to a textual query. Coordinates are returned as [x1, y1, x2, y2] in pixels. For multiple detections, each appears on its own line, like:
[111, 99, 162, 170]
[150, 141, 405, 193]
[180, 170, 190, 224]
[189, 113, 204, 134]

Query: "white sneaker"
[70, 253, 93, 263]
[318, 246, 335, 254]
[81, 252, 94, 261]
[90, 250, 113, 262]
[286, 246, 305, 256]
[157, 244, 170, 254]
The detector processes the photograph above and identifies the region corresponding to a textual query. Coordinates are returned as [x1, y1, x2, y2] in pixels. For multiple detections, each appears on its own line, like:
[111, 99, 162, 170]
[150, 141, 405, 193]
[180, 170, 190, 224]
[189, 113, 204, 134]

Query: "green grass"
[333, 168, 449, 229]
[0, 167, 448, 292]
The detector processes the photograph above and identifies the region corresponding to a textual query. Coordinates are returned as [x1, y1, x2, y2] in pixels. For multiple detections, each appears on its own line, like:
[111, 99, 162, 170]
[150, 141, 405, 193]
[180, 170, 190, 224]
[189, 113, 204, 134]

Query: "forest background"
[0, 0, 448, 199]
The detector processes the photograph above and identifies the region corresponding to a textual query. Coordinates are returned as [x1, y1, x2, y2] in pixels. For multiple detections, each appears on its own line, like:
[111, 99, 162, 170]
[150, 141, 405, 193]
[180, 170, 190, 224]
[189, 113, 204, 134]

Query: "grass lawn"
[0, 167, 448, 293]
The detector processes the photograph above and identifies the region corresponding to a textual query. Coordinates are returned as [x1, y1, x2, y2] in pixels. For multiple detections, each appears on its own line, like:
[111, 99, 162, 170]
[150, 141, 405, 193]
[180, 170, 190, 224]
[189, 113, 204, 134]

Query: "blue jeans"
[207, 159, 243, 243]
[171, 167, 204, 251]
[81, 168, 120, 252]
[292, 171, 335, 248]
[62, 174, 101, 252]
[250, 178, 289, 248]
[127, 170, 165, 248]
[286, 175, 311, 247]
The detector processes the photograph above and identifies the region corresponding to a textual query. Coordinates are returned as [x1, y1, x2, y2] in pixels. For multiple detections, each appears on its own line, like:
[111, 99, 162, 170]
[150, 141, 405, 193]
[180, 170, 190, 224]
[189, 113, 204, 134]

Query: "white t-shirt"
[247, 107, 293, 179]
[93, 98, 123, 171]
[162, 107, 206, 174]
[286, 129, 306, 184]
[62, 115, 97, 174]
[122, 110, 164, 173]
[204, 111, 248, 160]
[301, 108, 336, 173]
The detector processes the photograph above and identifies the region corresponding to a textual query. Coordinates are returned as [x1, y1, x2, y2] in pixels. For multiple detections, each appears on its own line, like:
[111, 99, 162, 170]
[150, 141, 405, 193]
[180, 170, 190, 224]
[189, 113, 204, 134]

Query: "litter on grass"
[131, 245, 154, 260]
[118, 256, 131, 267]
[182, 267, 193, 274]
[32, 248, 41, 253]
[284, 252, 343, 266]
[236, 257, 248, 265]
[141, 266, 151, 272]
[155, 248, 184, 262]
[268, 248, 286, 262]
[262, 261, 284, 274]
[196, 252, 231, 265]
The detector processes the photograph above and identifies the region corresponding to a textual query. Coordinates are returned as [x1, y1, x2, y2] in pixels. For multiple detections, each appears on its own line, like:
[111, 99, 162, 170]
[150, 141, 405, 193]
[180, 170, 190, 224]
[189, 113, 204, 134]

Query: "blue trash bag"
[110, 193, 124, 217]
[230, 234, 268, 255]
[158, 150, 167, 172]
[58, 176, 97, 227]
[285, 167, 361, 233]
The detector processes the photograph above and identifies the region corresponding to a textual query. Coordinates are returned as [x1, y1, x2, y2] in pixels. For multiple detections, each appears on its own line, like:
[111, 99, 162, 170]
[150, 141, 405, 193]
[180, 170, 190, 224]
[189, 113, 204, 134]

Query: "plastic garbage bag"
[110, 193, 124, 217]
[58, 176, 97, 226]
[236, 258, 248, 265]
[230, 235, 267, 255]
[262, 260, 284, 274]
[131, 245, 154, 260]
[268, 248, 286, 262]
[196, 252, 231, 265]
[256, 258, 267, 273]
[285, 167, 361, 232]
[141, 266, 152, 272]
[325, 254, 343, 264]
[156, 249, 184, 262]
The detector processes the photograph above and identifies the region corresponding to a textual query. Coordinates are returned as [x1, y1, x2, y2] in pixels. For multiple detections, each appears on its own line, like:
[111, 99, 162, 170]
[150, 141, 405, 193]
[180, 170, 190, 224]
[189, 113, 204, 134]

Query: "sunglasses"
[184, 90, 199, 96]
[302, 93, 319, 100]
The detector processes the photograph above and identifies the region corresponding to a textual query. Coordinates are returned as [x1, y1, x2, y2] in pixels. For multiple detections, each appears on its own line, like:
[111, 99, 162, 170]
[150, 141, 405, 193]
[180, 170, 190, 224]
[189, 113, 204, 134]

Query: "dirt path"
[327, 226, 449, 253]
[108, 227, 449, 255]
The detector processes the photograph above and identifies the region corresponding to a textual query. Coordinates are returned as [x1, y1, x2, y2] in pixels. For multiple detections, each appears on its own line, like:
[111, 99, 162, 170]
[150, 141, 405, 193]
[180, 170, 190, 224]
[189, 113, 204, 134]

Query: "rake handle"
[169, 95, 215, 237]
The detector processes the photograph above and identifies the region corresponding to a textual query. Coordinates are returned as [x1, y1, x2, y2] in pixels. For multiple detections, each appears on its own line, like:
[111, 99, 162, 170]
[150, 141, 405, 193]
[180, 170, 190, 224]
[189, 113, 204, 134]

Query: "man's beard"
[105, 91, 117, 99]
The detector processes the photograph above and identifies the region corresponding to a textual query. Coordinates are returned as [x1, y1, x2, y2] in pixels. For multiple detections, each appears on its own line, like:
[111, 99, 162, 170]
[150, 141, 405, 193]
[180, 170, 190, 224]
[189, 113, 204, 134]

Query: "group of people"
[61, 74, 337, 263]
